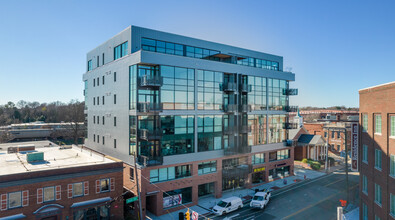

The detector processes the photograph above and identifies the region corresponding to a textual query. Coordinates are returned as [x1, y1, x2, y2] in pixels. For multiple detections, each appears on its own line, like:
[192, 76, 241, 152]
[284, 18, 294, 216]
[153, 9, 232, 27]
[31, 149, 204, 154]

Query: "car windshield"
[217, 201, 228, 207]
[253, 196, 264, 201]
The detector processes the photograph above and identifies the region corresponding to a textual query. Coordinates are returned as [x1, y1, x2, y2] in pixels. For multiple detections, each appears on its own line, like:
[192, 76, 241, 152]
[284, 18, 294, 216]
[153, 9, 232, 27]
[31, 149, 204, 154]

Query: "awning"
[0, 214, 26, 220]
[71, 197, 111, 208]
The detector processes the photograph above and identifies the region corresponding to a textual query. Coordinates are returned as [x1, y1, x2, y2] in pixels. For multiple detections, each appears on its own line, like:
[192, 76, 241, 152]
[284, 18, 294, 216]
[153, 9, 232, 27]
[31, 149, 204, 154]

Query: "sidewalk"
[147, 168, 326, 220]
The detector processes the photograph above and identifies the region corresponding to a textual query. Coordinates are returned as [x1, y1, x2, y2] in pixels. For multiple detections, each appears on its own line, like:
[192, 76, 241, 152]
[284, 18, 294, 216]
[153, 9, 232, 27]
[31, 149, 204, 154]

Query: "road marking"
[226, 214, 239, 219]
[323, 178, 344, 187]
[272, 173, 335, 197]
[282, 184, 359, 220]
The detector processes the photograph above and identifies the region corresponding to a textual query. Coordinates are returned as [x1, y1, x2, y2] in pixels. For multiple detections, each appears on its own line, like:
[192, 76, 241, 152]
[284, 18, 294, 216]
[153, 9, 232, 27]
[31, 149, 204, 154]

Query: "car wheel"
[222, 211, 226, 216]
[238, 205, 242, 209]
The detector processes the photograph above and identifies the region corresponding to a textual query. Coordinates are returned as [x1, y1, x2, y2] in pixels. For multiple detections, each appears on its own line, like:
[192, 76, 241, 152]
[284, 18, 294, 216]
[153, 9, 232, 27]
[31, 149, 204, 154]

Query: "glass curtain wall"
[268, 115, 286, 143]
[268, 79, 287, 110]
[198, 115, 223, 152]
[161, 66, 194, 110]
[129, 65, 137, 110]
[138, 65, 160, 106]
[197, 70, 223, 110]
[248, 76, 267, 110]
[129, 116, 137, 155]
[248, 115, 267, 145]
[161, 115, 194, 156]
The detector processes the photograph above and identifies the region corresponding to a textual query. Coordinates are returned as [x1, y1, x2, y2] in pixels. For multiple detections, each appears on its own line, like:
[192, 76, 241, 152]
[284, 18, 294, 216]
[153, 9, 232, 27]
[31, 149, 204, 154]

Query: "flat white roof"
[359, 81, 395, 91]
[0, 143, 116, 176]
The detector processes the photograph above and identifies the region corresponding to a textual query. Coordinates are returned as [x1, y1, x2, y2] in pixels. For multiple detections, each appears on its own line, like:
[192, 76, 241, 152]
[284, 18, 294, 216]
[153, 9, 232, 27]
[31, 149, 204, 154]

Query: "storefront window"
[198, 182, 215, 197]
[73, 205, 109, 220]
[163, 187, 192, 209]
[269, 166, 290, 179]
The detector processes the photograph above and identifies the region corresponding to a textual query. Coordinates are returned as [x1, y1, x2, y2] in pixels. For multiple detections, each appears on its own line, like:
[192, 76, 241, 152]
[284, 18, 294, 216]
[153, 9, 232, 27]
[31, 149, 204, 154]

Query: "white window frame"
[362, 114, 368, 132]
[72, 182, 84, 198]
[390, 116, 395, 138]
[375, 114, 382, 134]
[375, 149, 382, 170]
[8, 191, 22, 209]
[375, 183, 382, 206]
[43, 186, 55, 203]
[100, 178, 110, 193]
[362, 175, 368, 195]
[363, 144, 368, 164]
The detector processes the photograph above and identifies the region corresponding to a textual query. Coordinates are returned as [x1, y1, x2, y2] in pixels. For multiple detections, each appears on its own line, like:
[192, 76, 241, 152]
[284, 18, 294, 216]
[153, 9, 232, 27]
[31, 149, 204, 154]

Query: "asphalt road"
[207, 171, 359, 220]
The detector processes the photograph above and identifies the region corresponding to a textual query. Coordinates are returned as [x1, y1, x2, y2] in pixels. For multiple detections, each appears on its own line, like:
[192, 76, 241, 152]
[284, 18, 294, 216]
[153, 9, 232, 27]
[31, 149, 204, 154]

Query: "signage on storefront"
[351, 123, 358, 171]
[253, 167, 265, 173]
[126, 196, 138, 204]
[163, 194, 182, 209]
[275, 163, 286, 167]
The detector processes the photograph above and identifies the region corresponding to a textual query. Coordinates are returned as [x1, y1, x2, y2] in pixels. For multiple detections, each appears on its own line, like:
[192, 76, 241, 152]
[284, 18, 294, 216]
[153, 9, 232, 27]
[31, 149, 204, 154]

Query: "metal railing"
[240, 125, 252, 133]
[240, 104, 252, 112]
[223, 104, 238, 113]
[138, 128, 163, 141]
[240, 84, 252, 93]
[222, 164, 252, 177]
[137, 102, 163, 113]
[285, 106, 298, 112]
[137, 155, 163, 167]
[284, 139, 295, 146]
[138, 75, 163, 87]
[283, 88, 298, 96]
[220, 82, 238, 92]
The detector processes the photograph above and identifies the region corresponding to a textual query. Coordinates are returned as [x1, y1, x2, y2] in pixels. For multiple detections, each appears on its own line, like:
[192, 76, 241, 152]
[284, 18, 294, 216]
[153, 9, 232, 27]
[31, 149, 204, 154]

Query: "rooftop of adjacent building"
[359, 81, 395, 93]
[0, 141, 116, 176]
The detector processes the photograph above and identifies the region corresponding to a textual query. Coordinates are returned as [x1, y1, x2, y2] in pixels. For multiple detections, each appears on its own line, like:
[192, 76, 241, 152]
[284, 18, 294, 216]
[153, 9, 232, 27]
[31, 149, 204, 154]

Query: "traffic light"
[179, 212, 184, 220]
[185, 209, 190, 220]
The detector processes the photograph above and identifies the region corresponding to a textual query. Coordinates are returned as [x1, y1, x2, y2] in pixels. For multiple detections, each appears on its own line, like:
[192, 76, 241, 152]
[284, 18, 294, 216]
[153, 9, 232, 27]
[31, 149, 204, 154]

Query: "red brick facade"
[125, 147, 294, 217]
[359, 82, 395, 220]
[0, 163, 124, 219]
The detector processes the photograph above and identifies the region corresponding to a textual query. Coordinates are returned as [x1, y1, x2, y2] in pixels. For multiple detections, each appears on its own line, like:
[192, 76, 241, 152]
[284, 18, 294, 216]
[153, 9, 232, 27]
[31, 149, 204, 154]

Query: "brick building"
[359, 82, 395, 220]
[304, 122, 352, 154]
[0, 144, 123, 220]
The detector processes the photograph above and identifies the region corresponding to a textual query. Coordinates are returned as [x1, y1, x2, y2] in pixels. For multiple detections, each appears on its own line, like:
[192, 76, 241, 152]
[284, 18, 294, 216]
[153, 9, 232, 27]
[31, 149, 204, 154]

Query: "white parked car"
[212, 196, 243, 216]
[249, 189, 271, 209]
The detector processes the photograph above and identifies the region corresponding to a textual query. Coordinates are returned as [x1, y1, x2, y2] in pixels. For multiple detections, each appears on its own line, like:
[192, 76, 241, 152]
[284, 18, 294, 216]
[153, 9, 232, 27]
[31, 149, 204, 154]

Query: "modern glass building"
[83, 26, 298, 216]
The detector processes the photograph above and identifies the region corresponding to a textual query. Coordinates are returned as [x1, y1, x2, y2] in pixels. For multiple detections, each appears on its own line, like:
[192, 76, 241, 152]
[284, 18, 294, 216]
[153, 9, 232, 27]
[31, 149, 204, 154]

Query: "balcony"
[138, 75, 163, 88]
[223, 126, 234, 135]
[137, 155, 163, 167]
[224, 143, 251, 156]
[283, 122, 299, 129]
[220, 82, 237, 92]
[138, 128, 163, 141]
[137, 102, 163, 113]
[240, 125, 252, 134]
[223, 104, 238, 113]
[240, 104, 252, 112]
[222, 164, 252, 177]
[285, 106, 298, 112]
[283, 88, 298, 96]
[240, 84, 252, 93]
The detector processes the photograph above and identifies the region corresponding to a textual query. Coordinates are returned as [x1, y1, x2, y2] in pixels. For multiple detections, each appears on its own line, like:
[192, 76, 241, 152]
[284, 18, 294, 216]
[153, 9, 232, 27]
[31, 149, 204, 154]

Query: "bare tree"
[0, 131, 14, 143]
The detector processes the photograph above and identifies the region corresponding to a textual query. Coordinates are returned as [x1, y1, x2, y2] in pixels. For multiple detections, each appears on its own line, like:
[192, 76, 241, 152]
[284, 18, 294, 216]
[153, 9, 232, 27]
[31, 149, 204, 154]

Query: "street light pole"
[344, 128, 349, 205]
[133, 153, 143, 220]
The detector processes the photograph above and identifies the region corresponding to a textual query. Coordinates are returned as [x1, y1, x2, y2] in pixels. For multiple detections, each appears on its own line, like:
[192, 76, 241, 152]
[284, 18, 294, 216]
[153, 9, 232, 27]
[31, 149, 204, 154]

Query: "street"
[208, 171, 359, 220]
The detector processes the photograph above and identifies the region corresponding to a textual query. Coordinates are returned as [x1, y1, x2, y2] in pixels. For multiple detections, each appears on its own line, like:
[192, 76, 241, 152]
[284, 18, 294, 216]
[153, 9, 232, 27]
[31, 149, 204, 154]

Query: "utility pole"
[325, 127, 329, 173]
[344, 128, 349, 205]
[133, 153, 143, 220]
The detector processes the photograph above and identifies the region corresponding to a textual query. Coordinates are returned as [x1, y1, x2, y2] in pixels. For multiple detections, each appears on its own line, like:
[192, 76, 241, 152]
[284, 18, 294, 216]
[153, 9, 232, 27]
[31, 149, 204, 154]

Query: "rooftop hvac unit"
[27, 152, 44, 163]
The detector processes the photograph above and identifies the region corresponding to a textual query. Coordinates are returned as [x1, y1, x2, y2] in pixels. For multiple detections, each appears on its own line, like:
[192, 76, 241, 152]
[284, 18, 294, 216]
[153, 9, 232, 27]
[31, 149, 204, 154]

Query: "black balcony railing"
[240, 125, 252, 133]
[138, 75, 163, 87]
[283, 88, 298, 96]
[240, 104, 252, 112]
[137, 155, 163, 167]
[240, 84, 252, 93]
[223, 126, 234, 135]
[224, 144, 251, 156]
[223, 104, 238, 113]
[285, 106, 298, 112]
[137, 102, 163, 113]
[220, 82, 237, 92]
[138, 128, 163, 141]
[283, 122, 299, 129]
[222, 164, 252, 177]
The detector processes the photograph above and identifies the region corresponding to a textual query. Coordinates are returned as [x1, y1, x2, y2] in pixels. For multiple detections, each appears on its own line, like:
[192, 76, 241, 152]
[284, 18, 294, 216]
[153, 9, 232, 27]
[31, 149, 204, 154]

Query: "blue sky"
[1, 0, 394, 107]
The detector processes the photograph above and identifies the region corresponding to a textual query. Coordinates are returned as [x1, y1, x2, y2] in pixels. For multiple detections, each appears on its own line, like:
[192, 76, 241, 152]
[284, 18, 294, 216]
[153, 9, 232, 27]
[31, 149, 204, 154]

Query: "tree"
[0, 131, 14, 143]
